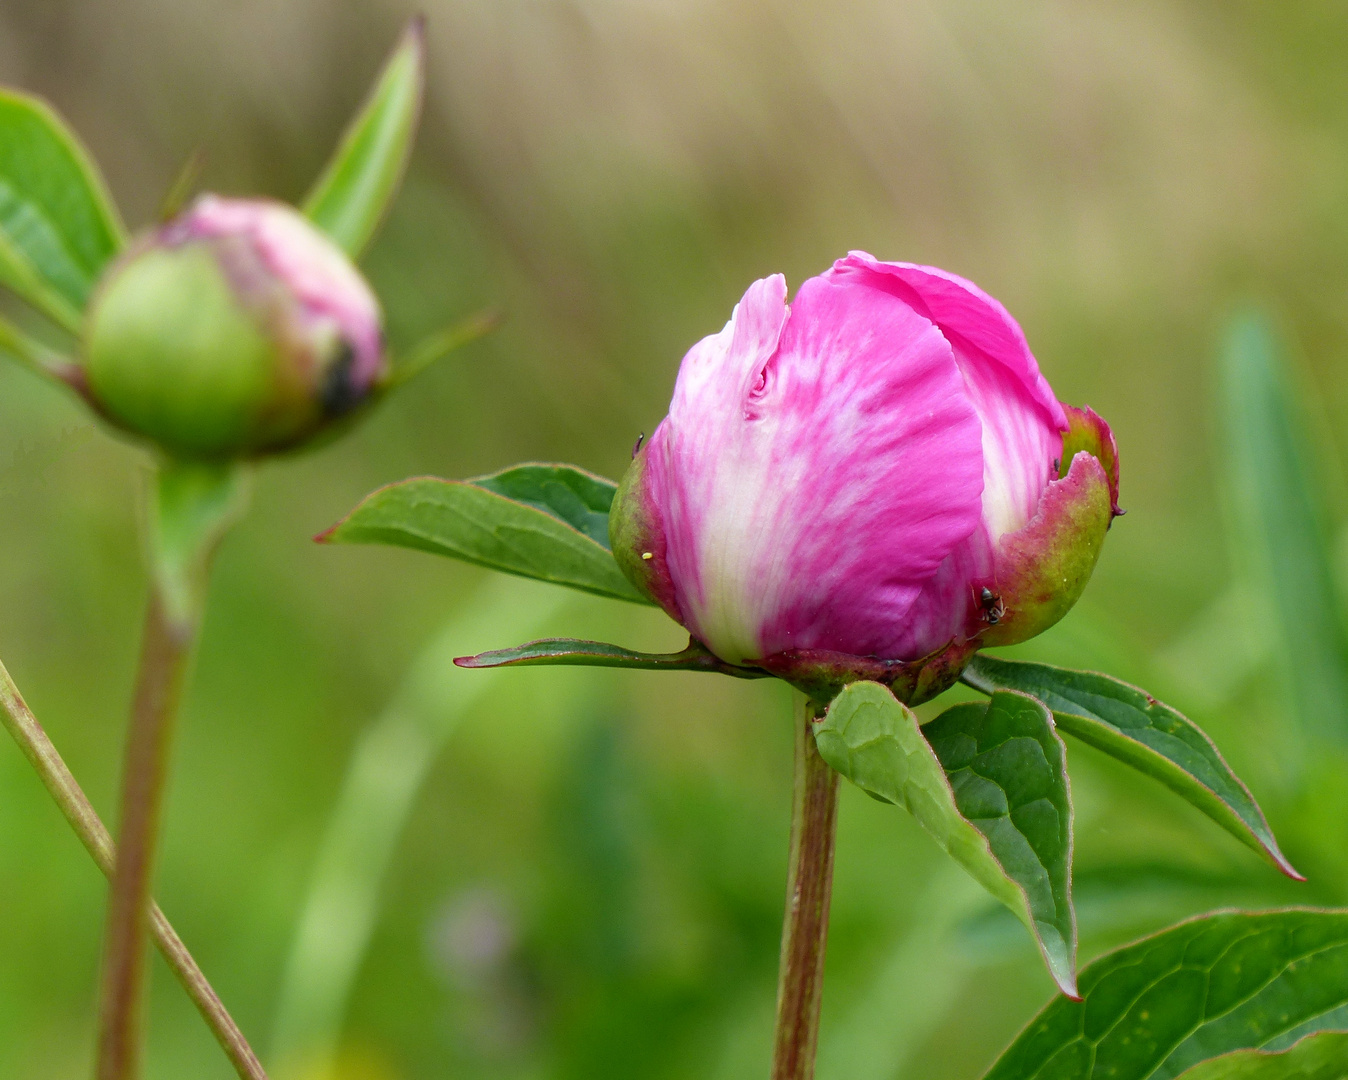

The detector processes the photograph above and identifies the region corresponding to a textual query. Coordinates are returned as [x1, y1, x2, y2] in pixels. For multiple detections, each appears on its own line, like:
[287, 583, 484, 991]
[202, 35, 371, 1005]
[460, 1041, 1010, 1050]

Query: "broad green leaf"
[985, 909, 1348, 1080]
[963, 654, 1299, 879]
[0, 88, 126, 331]
[302, 17, 425, 257]
[455, 636, 765, 679]
[956, 861, 1279, 957]
[1220, 313, 1348, 745]
[814, 682, 1077, 997]
[1175, 1032, 1348, 1080]
[320, 466, 649, 604]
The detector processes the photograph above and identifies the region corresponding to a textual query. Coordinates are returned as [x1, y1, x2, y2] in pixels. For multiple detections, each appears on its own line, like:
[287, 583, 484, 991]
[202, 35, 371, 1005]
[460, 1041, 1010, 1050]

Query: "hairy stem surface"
[0, 657, 266, 1079]
[771, 694, 841, 1080]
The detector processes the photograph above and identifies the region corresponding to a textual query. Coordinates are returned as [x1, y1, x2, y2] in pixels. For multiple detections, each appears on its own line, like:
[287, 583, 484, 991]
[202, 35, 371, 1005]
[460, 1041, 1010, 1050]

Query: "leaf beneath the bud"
[814, 682, 1078, 998]
[963, 654, 1300, 880]
[984, 909, 1348, 1080]
[320, 465, 652, 604]
[0, 88, 126, 332]
[1174, 1031, 1348, 1080]
[302, 17, 425, 258]
[455, 636, 765, 678]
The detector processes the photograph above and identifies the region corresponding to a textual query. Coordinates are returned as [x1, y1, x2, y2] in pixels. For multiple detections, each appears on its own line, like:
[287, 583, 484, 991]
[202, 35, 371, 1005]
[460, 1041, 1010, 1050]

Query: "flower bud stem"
[95, 459, 251, 1080]
[96, 593, 197, 1080]
[771, 694, 840, 1080]
[0, 657, 267, 1080]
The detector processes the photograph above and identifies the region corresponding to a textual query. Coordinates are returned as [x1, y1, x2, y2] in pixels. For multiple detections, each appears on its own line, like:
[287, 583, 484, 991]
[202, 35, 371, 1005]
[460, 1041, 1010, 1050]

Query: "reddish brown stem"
[96, 593, 197, 1080]
[771, 695, 841, 1080]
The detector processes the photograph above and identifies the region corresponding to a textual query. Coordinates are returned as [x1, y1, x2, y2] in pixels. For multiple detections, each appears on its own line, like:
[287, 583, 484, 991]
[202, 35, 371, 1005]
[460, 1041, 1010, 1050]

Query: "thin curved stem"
[0, 657, 267, 1079]
[771, 694, 841, 1080]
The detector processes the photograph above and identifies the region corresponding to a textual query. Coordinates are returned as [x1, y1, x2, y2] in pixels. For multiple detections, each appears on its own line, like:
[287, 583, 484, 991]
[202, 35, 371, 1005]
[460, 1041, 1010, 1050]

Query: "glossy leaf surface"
[1175, 1031, 1348, 1079]
[302, 17, 425, 257]
[0, 88, 125, 331]
[455, 636, 764, 677]
[321, 465, 649, 603]
[814, 682, 1077, 997]
[985, 909, 1348, 1080]
[963, 654, 1298, 879]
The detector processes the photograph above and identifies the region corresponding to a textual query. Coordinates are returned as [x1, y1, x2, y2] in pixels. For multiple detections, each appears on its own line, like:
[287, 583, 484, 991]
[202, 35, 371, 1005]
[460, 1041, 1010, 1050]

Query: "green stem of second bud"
[94, 459, 250, 1080]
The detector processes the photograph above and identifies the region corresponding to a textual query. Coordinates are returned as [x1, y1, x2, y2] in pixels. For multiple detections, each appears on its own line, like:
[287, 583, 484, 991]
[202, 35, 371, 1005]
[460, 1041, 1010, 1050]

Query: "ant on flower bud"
[632, 432, 645, 458]
[979, 586, 1006, 625]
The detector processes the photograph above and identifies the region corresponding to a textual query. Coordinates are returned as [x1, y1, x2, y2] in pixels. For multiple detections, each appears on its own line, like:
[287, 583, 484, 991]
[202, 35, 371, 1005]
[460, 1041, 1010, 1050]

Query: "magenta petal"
[650, 270, 985, 664]
[831, 253, 1067, 541]
[834, 253, 1066, 430]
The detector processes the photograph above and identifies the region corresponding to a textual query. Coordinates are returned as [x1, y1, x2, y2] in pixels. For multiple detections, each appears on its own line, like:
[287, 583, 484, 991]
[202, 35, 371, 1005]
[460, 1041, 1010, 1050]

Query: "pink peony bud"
[610, 252, 1120, 703]
[83, 194, 387, 457]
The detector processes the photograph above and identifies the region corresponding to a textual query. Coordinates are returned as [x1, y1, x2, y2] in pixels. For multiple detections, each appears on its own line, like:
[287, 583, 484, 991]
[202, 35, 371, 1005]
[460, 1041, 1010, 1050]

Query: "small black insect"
[632, 432, 645, 458]
[979, 586, 1006, 625]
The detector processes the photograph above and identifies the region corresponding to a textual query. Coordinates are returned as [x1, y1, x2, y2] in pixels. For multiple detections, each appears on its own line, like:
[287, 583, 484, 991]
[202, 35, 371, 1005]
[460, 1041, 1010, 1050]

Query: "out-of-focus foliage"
[3, 2, 1348, 1078]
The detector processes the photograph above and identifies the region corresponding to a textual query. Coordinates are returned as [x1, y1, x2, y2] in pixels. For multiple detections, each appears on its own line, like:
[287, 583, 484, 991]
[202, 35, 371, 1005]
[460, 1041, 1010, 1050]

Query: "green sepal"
[608, 441, 681, 618]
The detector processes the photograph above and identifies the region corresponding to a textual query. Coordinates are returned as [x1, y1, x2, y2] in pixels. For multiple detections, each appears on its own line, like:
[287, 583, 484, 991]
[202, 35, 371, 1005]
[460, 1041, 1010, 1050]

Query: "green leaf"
[956, 861, 1279, 958]
[455, 636, 765, 679]
[1174, 1032, 1348, 1080]
[963, 654, 1299, 880]
[320, 465, 650, 604]
[984, 909, 1348, 1080]
[0, 310, 79, 384]
[1220, 313, 1348, 745]
[813, 682, 1077, 997]
[0, 88, 126, 332]
[383, 310, 498, 390]
[302, 17, 425, 257]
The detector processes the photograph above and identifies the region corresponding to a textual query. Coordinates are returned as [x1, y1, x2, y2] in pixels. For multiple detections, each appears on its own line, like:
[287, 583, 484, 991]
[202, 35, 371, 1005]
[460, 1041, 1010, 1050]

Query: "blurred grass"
[3, 2, 1348, 1078]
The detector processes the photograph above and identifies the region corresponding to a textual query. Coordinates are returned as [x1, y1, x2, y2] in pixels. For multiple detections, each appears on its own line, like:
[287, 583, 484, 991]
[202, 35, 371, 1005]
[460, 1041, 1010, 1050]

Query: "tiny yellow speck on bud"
[642, 552, 654, 560]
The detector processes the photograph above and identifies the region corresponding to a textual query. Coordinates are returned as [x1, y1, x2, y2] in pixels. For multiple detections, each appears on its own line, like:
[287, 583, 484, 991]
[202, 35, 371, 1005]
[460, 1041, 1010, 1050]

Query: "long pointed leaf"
[455, 636, 765, 679]
[0, 88, 126, 330]
[814, 682, 1078, 997]
[302, 18, 425, 257]
[320, 465, 649, 604]
[985, 909, 1348, 1080]
[1220, 313, 1348, 745]
[963, 654, 1299, 879]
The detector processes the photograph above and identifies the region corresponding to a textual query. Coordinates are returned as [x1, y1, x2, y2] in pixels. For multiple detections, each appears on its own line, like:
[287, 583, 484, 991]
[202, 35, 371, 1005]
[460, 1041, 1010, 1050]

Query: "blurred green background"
[3, 2, 1348, 1077]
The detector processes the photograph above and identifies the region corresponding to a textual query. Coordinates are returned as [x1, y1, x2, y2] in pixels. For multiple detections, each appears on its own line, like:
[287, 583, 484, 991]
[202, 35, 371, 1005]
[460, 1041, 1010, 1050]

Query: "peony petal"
[833, 254, 1066, 542]
[835, 253, 1065, 430]
[650, 269, 985, 664]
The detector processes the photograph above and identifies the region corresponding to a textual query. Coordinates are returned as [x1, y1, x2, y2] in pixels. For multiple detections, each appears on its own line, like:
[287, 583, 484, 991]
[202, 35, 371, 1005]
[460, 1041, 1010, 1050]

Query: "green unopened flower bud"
[83, 194, 387, 457]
